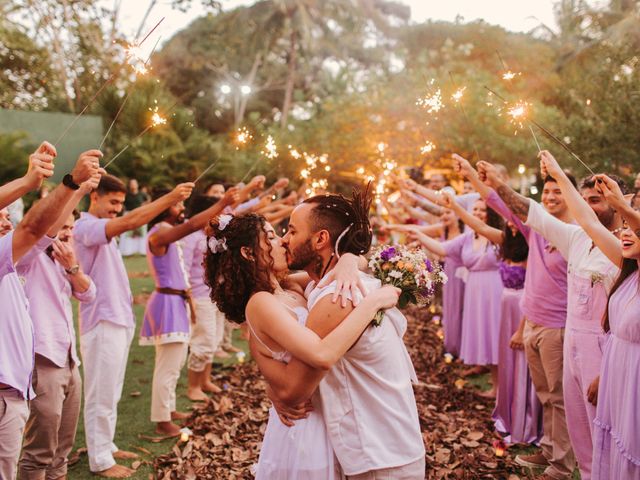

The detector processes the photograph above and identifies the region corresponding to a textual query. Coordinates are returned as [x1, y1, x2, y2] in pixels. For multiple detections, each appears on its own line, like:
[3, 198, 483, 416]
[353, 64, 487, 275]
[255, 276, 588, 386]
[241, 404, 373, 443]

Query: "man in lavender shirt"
[475, 159, 577, 479]
[73, 174, 193, 478]
[0, 142, 101, 480]
[17, 182, 97, 480]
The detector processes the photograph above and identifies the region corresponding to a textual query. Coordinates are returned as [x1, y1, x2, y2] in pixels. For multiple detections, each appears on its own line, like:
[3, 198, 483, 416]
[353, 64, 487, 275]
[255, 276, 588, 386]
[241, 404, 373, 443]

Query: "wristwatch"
[65, 265, 80, 275]
[62, 174, 80, 190]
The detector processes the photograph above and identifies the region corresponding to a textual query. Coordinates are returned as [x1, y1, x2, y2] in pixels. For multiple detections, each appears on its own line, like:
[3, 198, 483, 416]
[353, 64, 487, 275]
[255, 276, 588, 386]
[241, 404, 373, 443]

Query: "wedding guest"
[74, 175, 194, 478]
[0, 142, 100, 480]
[532, 151, 626, 479]
[476, 158, 577, 478]
[182, 195, 225, 401]
[452, 155, 541, 442]
[119, 178, 149, 256]
[141, 187, 239, 436]
[18, 182, 97, 480]
[586, 173, 640, 479]
[408, 197, 504, 395]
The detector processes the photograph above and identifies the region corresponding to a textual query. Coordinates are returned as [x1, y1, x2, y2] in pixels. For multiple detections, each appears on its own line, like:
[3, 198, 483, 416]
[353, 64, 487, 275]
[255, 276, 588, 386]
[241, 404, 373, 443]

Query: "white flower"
[388, 270, 402, 279]
[438, 271, 448, 283]
[208, 236, 227, 254]
[218, 214, 233, 231]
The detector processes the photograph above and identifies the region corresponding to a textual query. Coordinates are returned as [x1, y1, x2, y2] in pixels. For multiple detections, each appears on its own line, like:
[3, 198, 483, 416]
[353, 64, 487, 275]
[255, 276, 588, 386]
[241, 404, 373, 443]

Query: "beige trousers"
[524, 320, 576, 479]
[187, 298, 222, 372]
[346, 457, 426, 479]
[220, 319, 234, 351]
[19, 355, 81, 480]
[151, 342, 188, 422]
[0, 389, 29, 480]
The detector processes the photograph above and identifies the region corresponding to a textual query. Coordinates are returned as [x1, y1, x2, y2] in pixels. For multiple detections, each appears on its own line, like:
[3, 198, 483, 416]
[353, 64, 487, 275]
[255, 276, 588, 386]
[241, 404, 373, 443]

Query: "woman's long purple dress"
[441, 234, 465, 357]
[492, 262, 543, 444]
[442, 232, 503, 365]
[593, 271, 640, 479]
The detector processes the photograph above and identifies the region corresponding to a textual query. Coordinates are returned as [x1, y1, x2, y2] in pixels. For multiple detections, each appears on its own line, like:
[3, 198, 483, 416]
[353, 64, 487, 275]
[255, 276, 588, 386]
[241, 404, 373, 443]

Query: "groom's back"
[307, 273, 425, 476]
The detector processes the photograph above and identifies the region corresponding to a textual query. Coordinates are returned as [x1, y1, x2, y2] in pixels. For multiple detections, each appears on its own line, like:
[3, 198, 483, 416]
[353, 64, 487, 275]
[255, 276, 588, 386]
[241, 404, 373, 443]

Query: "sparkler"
[55, 18, 165, 147]
[239, 135, 279, 183]
[420, 140, 436, 155]
[193, 161, 220, 184]
[496, 50, 521, 82]
[234, 126, 253, 149]
[416, 88, 444, 114]
[484, 86, 596, 176]
[103, 102, 172, 169]
[448, 71, 480, 161]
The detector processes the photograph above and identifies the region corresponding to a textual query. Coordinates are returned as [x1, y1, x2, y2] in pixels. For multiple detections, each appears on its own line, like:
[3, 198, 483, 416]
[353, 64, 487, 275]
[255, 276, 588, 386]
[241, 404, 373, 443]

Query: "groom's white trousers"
[81, 321, 134, 473]
[345, 457, 426, 479]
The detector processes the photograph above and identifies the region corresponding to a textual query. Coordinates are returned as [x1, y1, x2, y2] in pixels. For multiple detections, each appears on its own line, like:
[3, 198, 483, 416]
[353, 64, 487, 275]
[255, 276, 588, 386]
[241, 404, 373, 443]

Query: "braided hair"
[303, 183, 374, 263]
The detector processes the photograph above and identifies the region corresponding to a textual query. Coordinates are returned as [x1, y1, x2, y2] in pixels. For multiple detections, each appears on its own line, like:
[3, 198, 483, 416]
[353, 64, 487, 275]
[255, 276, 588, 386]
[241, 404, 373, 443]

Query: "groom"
[277, 188, 426, 479]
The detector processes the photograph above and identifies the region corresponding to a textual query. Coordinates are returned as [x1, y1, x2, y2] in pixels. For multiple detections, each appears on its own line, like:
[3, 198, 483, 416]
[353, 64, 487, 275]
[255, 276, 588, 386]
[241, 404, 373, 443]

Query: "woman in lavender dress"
[409, 197, 503, 394]
[386, 209, 465, 356]
[140, 187, 238, 436]
[442, 191, 542, 437]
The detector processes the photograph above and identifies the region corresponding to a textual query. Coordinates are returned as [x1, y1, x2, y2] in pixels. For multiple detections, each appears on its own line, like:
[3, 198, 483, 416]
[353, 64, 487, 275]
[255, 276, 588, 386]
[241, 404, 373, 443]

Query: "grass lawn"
[68, 255, 248, 479]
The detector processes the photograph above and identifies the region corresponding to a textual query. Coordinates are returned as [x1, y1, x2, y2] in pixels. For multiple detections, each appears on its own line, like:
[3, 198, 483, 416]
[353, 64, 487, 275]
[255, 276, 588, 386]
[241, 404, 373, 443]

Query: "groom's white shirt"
[306, 272, 425, 476]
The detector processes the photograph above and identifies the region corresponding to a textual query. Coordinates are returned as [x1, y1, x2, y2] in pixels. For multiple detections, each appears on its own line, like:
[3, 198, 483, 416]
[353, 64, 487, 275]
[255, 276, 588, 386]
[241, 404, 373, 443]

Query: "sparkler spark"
[420, 140, 436, 155]
[416, 89, 444, 114]
[234, 127, 253, 148]
[502, 70, 520, 81]
[262, 135, 278, 159]
[503, 100, 531, 133]
[451, 87, 466, 103]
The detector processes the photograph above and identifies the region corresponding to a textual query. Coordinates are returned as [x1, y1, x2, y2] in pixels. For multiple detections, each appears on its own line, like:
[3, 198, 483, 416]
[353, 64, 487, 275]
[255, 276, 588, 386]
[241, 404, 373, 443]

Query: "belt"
[156, 287, 197, 324]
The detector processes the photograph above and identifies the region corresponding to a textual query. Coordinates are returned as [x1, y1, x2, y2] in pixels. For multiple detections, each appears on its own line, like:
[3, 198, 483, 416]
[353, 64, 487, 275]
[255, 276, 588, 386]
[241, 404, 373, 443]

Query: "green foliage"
[0, 130, 33, 183]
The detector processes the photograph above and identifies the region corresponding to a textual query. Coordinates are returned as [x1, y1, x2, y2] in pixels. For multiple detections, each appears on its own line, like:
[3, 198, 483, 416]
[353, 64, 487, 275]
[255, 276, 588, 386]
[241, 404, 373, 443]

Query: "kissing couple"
[204, 186, 426, 479]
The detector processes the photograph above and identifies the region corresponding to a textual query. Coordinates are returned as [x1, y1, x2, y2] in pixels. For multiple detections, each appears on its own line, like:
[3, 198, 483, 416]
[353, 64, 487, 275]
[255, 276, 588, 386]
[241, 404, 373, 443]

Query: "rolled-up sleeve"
[73, 277, 97, 303]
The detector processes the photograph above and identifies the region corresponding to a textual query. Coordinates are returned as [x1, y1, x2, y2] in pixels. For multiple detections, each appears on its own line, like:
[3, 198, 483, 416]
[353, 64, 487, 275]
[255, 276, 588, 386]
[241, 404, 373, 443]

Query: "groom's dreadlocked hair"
[303, 182, 373, 257]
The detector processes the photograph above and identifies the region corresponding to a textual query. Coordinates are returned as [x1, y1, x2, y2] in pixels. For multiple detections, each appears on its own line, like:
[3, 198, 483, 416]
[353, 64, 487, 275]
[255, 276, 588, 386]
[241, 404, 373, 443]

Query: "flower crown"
[207, 214, 233, 254]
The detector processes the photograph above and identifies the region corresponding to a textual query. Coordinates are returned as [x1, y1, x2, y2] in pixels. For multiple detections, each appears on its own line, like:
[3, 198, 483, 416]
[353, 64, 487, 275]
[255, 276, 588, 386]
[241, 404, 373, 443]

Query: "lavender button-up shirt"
[181, 229, 210, 299]
[74, 212, 134, 334]
[17, 247, 97, 367]
[0, 233, 53, 399]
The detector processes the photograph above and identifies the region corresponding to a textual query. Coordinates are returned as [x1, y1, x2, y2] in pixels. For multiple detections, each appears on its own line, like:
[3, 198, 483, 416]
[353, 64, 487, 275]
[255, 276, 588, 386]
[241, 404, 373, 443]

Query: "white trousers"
[0, 391, 29, 480]
[80, 321, 134, 473]
[151, 342, 188, 422]
[187, 298, 222, 372]
[345, 457, 426, 479]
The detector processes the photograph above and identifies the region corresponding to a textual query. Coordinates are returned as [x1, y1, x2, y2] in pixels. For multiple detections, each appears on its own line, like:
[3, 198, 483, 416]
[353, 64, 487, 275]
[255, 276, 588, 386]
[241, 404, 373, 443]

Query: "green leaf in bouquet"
[398, 291, 411, 309]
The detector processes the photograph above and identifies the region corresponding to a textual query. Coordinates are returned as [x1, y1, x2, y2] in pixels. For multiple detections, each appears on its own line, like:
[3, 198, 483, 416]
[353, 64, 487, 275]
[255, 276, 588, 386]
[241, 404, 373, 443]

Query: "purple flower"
[425, 258, 433, 272]
[380, 247, 396, 261]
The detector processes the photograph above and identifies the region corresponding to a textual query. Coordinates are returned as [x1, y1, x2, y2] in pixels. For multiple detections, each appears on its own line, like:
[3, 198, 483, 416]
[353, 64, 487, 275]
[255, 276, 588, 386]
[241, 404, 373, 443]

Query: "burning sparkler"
[234, 126, 253, 149]
[420, 140, 436, 155]
[451, 87, 466, 103]
[416, 88, 444, 114]
[505, 100, 531, 133]
[262, 135, 278, 160]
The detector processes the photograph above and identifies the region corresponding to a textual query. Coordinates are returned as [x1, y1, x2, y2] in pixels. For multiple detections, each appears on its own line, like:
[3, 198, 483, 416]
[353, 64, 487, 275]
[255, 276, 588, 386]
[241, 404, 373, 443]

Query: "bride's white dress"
[252, 305, 339, 479]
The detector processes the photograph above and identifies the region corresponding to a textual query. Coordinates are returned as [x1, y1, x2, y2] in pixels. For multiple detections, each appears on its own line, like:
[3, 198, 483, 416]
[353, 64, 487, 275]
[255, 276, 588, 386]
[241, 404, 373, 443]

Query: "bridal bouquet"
[369, 245, 447, 326]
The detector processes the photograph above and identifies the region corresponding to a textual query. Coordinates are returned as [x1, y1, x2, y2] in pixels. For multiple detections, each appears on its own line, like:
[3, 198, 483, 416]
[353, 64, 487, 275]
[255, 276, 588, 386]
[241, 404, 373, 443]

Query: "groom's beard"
[287, 238, 324, 275]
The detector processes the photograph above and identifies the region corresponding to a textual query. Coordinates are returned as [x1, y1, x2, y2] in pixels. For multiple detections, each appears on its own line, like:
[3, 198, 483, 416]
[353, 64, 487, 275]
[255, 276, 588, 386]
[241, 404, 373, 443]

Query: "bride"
[203, 213, 399, 479]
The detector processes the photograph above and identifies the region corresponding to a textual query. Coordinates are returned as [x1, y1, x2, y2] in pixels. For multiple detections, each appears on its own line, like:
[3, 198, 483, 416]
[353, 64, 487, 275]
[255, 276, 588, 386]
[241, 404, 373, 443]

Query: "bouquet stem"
[372, 309, 385, 327]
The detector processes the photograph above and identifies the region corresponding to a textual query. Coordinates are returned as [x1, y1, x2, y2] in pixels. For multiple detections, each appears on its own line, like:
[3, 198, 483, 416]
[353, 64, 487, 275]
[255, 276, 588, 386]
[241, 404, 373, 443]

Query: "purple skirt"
[492, 288, 542, 444]
[459, 269, 502, 365]
[140, 292, 190, 345]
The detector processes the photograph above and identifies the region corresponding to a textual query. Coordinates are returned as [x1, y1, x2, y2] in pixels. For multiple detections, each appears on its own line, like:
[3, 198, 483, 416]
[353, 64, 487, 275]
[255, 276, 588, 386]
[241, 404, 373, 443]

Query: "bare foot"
[171, 411, 190, 420]
[478, 389, 497, 399]
[202, 381, 222, 394]
[112, 450, 138, 460]
[187, 387, 209, 401]
[214, 350, 231, 359]
[224, 345, 242, 353]
[156, 421, 182, 436]
[95, 464, 135, 478]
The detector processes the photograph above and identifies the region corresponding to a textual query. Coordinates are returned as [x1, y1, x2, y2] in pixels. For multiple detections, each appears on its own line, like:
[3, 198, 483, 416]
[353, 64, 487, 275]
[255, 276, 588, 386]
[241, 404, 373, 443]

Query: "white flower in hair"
[218, 214, 233, 231]
[208, 236, 227, 254]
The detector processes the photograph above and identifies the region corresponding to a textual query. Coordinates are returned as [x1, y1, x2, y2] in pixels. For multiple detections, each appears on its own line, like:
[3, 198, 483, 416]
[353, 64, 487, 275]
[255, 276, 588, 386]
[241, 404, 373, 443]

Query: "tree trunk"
[236, 53, 262, 126]
[280, 29, 297, 128]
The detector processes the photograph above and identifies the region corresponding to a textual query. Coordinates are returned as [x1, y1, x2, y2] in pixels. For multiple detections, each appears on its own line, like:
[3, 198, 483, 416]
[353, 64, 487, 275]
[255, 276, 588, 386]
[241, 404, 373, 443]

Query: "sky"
[116, 0, 560, 48]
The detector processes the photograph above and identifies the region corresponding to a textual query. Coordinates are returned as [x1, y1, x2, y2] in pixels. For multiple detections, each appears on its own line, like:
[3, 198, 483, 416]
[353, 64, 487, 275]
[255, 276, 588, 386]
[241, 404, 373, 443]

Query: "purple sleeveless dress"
[441, 234, 465, 357]
[593, 271, 640, 479]
[492, 262, 543, 444]
[140, 223, 191, 345]
[442, 232, 503, 365]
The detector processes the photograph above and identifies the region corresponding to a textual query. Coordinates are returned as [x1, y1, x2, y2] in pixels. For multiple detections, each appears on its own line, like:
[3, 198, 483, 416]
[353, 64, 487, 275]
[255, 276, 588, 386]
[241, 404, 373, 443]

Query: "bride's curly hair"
[204, 213, 276, 323]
